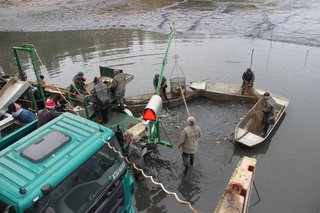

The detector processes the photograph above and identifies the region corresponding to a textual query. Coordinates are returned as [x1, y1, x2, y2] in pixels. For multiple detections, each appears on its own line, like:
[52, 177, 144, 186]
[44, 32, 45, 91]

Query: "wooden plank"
[0, 77, 31, 113]
[215, 156, 257, 213]
[125, 122, 146, 138]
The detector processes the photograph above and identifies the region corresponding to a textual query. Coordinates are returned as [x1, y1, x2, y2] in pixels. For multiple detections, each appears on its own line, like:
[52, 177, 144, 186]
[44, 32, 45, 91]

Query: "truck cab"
[0, 112, 134, 213]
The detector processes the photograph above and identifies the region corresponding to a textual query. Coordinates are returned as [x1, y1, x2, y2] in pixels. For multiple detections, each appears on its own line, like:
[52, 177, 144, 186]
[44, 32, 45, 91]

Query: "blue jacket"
[13, 108, 37, 123]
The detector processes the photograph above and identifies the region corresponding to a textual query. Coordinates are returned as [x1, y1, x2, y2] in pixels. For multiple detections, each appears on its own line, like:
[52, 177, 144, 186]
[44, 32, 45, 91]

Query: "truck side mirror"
[41, 183, 53, 195]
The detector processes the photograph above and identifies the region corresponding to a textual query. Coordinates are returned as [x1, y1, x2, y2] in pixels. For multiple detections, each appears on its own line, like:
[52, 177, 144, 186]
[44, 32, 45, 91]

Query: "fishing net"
[170, 77, 186, 97]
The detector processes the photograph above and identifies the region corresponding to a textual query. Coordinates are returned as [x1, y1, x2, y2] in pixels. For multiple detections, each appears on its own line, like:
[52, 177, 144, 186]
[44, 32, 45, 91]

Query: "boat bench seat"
[237, 128, 263, 147]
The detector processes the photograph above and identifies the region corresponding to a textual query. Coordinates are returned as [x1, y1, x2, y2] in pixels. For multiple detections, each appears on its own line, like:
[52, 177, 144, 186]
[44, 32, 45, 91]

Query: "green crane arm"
[155, 29, 174, 95]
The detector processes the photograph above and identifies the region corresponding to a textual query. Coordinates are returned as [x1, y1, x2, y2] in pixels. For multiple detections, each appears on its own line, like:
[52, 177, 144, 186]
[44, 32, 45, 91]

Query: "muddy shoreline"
[0, 0, 166, 32]
[2, 0, 320, 47]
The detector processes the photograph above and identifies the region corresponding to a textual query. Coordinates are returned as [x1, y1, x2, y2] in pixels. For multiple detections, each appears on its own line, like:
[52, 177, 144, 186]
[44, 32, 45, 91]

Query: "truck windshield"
[25, 137, 126, 213]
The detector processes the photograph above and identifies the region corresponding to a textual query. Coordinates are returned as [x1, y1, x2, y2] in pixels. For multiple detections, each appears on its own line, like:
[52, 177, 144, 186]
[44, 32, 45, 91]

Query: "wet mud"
[1, 0, 320, 46]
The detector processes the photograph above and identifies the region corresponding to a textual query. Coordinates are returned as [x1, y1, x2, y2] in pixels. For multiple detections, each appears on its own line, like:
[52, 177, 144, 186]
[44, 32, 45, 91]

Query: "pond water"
[1, 29, 320, 212]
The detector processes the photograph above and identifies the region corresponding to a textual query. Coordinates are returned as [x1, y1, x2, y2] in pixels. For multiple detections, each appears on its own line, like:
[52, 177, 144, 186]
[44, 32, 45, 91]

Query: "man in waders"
[241, 68, 255, 95]
[90, 77, 109, 123]
[261, 92, 276, 137]
[110, 68, 126, 111]
[153, 74, 169, 101]
[178, 116, 202, 175]
[126, 133, 147, 181]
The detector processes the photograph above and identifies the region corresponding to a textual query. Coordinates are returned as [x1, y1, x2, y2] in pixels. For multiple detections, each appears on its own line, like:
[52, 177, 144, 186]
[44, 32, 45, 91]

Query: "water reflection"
[134, 181, 168, 212]
[178, 171, 201, 205]
[0, 29, 172, 87]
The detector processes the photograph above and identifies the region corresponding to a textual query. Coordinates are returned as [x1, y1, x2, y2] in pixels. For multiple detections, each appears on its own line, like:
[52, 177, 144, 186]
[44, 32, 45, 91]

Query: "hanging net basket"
[170, 77, 186, 97]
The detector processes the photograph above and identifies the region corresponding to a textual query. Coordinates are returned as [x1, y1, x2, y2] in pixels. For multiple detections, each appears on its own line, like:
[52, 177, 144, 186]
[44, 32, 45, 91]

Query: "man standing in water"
[126, 133, 147, 181]
[261, 92, 276, 137]
[178, 116, 202, 175]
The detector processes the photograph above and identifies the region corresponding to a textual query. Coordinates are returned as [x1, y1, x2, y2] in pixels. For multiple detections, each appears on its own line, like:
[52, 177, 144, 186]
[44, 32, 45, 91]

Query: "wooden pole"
[179, 84, 191, 117]
[250, 48, 254, 69]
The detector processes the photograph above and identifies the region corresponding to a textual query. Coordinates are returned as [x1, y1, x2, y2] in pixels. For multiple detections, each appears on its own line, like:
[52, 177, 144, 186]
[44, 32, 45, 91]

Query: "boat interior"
[237, 96, 286, 136]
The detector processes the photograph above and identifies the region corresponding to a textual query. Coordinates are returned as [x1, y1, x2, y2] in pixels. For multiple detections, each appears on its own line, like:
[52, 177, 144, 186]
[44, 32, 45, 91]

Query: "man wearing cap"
[7, 102, 37, 123]
[178, 116, 202, 174]
[37, 99, 63, 127]
[70, 72, 87, 95]
[261, 92, 276, 137]
[110, 68, 126, 111]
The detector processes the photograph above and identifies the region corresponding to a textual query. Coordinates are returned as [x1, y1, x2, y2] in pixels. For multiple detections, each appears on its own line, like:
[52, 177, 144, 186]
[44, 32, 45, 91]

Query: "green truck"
[0, 112, 134, 213]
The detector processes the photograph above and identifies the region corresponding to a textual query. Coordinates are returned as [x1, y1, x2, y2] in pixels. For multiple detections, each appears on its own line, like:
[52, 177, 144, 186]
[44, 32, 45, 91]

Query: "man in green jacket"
[178, 116, 202, 174]
[261, 92, 276, 137]
[70, 72, 87, 95]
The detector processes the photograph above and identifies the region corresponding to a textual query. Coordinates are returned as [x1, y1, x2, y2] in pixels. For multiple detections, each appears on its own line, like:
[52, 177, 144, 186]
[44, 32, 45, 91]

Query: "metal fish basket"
[170, 77, 186, 97]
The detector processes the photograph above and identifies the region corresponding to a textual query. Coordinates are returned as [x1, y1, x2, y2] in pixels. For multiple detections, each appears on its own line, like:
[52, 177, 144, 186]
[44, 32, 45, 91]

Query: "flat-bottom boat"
[189, 81, 264, 103]
[235, 94, 289, 147]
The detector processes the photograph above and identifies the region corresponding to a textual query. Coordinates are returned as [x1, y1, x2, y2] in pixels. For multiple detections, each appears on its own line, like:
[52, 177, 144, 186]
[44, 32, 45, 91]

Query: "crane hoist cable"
[169, 34, 191, 117]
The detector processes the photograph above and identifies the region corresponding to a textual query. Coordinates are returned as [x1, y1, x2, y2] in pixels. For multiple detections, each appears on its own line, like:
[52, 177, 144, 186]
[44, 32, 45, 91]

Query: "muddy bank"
[1, 0, 320, 46]
[0, 0, 172, 32]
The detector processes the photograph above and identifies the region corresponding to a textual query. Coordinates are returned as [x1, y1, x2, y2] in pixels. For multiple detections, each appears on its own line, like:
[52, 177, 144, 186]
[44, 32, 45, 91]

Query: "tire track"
[187, 3, 228, 31]
[245, 10, 275, 39]
[158, 0, 188, 29]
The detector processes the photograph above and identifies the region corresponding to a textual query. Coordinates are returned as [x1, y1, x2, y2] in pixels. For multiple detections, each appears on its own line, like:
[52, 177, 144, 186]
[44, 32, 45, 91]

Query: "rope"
[169, 30, 185, 79]
[35, 51, 75, 110]
[35, 50, 48, 79]
[169, 55, 185, 79]
[34, 50, 201, 213]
